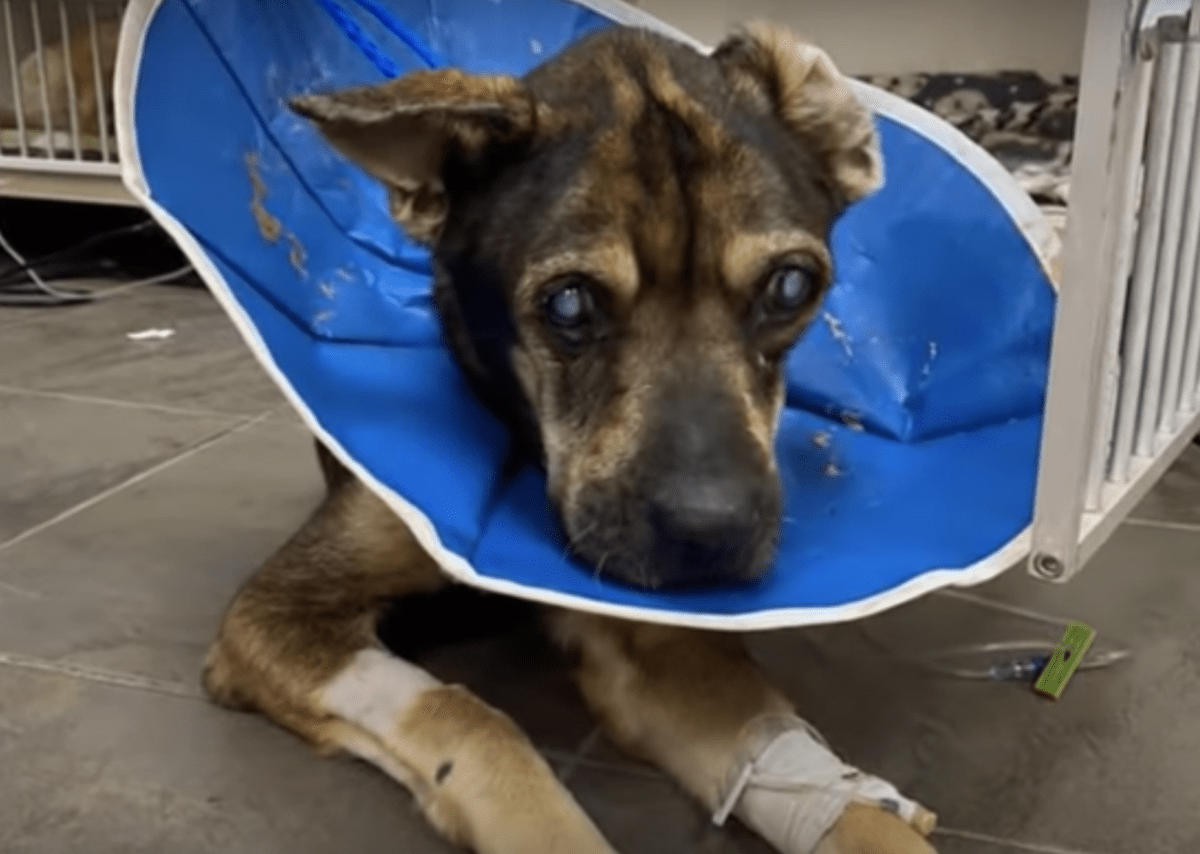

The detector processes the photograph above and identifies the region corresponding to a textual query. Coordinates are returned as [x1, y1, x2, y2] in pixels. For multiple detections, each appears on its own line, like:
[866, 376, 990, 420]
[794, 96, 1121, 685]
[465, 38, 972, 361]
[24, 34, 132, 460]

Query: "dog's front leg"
[551, 612, 938, 854]
[202, 470, 615, 854]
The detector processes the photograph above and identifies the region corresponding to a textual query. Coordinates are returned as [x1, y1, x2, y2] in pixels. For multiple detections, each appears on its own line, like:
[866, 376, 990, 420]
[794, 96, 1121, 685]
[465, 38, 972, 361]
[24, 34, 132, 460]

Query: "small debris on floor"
[126, 328, 175, 341]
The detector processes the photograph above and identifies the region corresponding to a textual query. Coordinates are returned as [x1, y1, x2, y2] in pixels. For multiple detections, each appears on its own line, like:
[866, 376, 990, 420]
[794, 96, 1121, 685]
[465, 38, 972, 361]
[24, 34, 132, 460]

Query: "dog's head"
[292, 24, 882, 590]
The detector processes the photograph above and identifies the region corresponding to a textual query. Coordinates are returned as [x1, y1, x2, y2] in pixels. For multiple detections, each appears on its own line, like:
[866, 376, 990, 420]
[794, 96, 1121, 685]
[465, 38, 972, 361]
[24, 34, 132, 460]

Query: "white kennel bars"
[0, 0, 130, 205]
[1031, 0, 1200, 582]
[0, 0, 1192, 585]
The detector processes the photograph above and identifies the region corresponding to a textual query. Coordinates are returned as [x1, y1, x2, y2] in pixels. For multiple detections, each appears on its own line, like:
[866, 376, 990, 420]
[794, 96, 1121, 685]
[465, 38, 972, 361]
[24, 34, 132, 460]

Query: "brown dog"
[1, 17, 120, 142]
[203, 23, 938, 854]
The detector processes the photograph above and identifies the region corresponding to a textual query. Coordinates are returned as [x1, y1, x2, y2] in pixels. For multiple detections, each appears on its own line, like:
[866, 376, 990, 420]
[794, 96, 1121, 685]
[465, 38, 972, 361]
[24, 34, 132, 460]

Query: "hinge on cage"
[1029, 552, 1067, 582]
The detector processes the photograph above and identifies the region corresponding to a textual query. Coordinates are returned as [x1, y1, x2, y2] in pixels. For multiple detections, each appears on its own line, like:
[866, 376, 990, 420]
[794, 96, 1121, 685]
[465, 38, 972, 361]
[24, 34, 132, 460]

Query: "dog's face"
[293, 24, 882, 590]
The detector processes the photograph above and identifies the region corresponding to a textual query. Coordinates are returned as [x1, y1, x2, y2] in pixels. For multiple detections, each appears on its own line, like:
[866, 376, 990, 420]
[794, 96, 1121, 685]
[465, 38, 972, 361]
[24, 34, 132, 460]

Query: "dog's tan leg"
[203, 475, 615, 854]
[551, 613, 938, 854]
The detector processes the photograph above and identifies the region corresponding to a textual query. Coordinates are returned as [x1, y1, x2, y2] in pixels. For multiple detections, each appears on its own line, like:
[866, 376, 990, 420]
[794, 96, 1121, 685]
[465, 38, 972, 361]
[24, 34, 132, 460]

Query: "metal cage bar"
[28, 0, 56, 156]
[86, 1, 108, 161]
[1159, 12, 1200, 436]
[57, 0, 82, 160]
[1182, 238, 1200, 409]
[1137, 34, 1200, 458]
[1083, 54, 1154, 511]
[1108, 40, 1179, 484]
[2, 0, 27, 158]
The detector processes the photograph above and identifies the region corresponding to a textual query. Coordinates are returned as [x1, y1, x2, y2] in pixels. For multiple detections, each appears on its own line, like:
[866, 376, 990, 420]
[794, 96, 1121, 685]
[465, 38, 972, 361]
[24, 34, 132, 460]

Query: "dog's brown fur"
[205, 23, 937, 854]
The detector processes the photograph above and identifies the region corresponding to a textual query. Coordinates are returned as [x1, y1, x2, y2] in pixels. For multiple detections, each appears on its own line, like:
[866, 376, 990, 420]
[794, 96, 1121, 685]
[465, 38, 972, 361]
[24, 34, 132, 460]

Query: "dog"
[203, 23, 939, 854]
[1, 17, 120, 142]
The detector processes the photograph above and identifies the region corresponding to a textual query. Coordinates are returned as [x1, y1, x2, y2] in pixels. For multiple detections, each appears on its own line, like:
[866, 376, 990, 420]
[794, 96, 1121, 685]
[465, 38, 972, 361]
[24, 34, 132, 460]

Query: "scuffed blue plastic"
[132, 0, 1054, 618]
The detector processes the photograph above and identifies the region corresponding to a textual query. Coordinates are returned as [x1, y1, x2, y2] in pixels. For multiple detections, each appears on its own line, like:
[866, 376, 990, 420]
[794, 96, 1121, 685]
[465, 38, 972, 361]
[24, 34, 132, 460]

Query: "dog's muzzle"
[568, 382, 782, 590]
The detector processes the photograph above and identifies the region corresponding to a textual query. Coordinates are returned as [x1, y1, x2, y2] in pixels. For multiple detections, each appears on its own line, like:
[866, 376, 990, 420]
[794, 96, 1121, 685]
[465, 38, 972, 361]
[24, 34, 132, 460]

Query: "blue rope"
[310, 0, 401, 78]
[310, 0, 445, 79]
[345, 0, 446, 68]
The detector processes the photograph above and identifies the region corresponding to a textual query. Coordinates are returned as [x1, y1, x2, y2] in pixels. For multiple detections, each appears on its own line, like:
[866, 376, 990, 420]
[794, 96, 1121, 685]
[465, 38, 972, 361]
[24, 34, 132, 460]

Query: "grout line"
[541, 745, 664, 781]
[0, 578, 42, 600]
[1123, 516, 1200, 534]
[933, 826, 1107, 854]
[555, 728, 602, 784]
[0, 650, 203, 701]
[0, 413, 270, 556]
[0, 382, 266, 421]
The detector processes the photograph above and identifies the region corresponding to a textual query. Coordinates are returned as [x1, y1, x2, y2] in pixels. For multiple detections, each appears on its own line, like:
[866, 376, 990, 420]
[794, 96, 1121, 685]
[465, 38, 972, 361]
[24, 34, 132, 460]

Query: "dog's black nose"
[648, 474, 760, 548]
[642, 473, 773, 587]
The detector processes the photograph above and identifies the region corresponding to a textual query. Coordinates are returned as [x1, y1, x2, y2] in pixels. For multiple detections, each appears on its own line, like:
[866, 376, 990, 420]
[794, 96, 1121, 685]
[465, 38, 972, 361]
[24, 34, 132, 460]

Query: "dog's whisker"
[566, 522, 598, 550]
[564, 522, 600, 562]
[592, 552, 611, 583]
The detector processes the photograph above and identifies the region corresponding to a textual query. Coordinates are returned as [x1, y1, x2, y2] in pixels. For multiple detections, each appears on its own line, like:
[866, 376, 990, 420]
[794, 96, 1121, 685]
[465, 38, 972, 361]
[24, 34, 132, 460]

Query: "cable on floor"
[858, 587, 1132, 682]
[0, 219, 159, 287]
[0, 220, 193, 307]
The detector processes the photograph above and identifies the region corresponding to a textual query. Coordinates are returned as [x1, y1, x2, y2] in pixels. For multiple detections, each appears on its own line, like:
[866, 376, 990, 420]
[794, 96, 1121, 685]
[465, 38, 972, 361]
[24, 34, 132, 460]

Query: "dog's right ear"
[291, 70, 539, 245]
[713, 24, 882, 207]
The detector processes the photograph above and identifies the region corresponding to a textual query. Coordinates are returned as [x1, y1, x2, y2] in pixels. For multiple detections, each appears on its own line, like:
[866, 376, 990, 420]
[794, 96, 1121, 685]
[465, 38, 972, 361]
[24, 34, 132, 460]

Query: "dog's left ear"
[290, 70, 539, 244]
[713, 23, 883, 205]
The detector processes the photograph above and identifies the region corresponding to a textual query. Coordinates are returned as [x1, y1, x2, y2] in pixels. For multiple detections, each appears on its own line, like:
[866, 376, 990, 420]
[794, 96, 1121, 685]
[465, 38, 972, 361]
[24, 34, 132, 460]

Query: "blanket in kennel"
[115, 0, 1058, 629]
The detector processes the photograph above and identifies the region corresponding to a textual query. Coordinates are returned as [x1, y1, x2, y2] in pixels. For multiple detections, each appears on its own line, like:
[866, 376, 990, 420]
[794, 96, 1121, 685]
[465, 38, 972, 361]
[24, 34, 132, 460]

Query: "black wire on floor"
[0, 220, 157, 284]
[0, 209, 195, 308]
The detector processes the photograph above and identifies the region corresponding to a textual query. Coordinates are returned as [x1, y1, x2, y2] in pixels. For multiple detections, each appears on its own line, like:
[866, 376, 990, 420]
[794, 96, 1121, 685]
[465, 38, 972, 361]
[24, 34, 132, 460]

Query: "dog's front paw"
[718, 714, 938, 854]
[814, 802, 937, 854]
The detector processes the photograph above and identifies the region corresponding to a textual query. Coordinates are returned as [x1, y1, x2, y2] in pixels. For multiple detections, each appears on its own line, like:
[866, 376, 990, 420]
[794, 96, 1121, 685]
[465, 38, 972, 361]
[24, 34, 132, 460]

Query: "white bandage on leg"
[712, 714, 935, 854]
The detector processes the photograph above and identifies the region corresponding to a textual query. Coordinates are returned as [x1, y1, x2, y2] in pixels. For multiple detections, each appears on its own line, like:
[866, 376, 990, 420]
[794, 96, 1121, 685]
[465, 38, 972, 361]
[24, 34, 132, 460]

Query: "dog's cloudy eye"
[545, 281, 592, 328]
[768, 267, 814, 314]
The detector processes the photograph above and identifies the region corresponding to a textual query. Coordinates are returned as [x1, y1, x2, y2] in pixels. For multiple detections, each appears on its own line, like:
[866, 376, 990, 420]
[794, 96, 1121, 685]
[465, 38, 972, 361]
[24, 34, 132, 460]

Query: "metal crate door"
[1031, 0, 1200, 582]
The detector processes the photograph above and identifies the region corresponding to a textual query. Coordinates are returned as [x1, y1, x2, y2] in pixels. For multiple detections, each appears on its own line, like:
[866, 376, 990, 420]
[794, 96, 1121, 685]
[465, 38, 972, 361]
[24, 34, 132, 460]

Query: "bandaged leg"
[714, 714, 936, 854]
[552, 611, 938, 854]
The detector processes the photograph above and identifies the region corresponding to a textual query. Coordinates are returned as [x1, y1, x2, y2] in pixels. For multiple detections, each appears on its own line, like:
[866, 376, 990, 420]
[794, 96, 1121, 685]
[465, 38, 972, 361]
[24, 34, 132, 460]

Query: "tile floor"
[1, 283, 1198, 854]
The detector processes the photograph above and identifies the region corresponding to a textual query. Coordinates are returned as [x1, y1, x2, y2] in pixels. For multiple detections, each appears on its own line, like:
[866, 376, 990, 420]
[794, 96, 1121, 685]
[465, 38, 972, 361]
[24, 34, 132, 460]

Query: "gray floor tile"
[1129, 442, 1200, 527]
[0, 417, 593, 752]
[0, 390, 240, 543]
[0, 305, 32, 329]
[0, 665, 451, 854]
[743, 523, 1200, 854]
[0, 286, 288, 417]
[0, 421, 324, 690]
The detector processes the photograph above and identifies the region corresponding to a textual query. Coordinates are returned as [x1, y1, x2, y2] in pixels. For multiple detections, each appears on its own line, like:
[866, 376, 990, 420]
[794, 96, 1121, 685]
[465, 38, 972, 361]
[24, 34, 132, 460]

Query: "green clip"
[1033, 621, 1095, 700]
